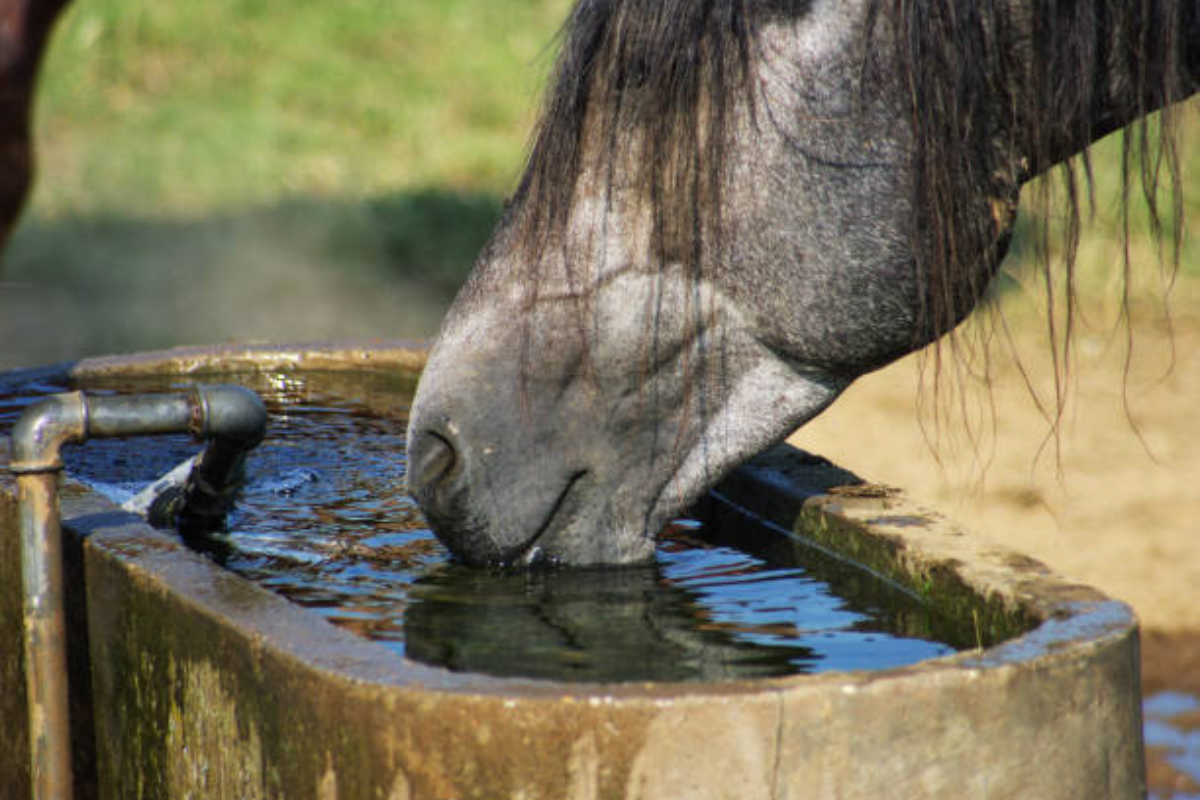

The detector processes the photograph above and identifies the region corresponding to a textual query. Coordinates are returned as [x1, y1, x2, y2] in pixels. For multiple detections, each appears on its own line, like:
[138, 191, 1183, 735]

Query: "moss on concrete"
[795, 501, 1037, 648]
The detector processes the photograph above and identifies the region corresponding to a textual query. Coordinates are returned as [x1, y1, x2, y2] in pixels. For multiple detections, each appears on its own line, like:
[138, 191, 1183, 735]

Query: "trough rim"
[1, 339, 1138, 702]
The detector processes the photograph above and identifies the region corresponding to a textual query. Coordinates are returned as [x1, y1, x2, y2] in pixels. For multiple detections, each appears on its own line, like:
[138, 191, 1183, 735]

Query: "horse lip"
[506, 469, 587, 566]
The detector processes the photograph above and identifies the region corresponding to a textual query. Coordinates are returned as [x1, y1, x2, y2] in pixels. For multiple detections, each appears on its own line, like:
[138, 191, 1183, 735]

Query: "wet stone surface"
[1, 370, 964, 683]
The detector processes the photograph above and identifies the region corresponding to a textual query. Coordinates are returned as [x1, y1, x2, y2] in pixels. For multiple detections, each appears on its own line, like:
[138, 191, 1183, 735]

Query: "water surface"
[1, 370, 963, 682]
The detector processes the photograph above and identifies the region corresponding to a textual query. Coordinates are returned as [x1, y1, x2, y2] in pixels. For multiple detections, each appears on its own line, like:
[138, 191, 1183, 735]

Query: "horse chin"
[522, 508, 660, 567]
[489, 467, 659, 567]
[409, 317, 850, 567]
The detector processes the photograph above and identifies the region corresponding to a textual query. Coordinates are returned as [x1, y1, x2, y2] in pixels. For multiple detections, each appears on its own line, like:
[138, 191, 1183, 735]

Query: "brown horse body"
[0, 0, 69, 254]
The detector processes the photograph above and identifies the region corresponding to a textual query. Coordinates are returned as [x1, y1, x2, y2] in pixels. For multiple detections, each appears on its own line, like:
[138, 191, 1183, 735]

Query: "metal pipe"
[180, 385, 267, 534]
[9, 393, 85, 800]
[119, 385, 269, 533]
[8, 384, 267, 800]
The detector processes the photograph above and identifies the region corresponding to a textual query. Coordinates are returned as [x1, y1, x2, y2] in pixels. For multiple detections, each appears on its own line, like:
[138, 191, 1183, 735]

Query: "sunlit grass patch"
[31, 0, 571, 216]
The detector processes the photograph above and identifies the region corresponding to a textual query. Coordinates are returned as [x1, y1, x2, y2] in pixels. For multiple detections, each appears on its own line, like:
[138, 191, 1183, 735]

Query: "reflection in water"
[404, 560, 805, 683]
[405, 520, 959, 682]
[3, 370, 959, 682]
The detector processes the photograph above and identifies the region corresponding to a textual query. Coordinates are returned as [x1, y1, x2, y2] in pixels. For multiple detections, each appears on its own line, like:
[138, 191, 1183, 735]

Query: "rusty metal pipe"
[14, 470, 75, 800]
[8, 385, 267, 800]
[9, 392, 85, 800]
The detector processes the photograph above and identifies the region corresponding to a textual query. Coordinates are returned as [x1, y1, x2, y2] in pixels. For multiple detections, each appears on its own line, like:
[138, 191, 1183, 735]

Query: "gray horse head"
[408, 0, 1197, 565]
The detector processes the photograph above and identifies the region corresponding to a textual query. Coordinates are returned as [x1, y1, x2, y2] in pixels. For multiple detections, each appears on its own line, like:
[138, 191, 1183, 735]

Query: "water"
[1145, 690, 1200, 800]
[1, 370, 963, 682]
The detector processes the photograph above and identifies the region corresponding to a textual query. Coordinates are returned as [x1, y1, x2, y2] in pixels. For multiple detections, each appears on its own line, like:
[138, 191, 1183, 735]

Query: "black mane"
[513, 0, 1193, 359]
[513, 0, 809, 276]
[890, 0, 1192, 366]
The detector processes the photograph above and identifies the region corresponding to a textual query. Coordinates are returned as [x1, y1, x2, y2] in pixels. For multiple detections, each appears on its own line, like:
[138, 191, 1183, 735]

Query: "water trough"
[1, 341, 1144, 799]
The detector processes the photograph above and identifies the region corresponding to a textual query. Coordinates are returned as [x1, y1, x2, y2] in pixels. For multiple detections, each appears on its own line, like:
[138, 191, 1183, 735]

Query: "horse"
[0, 0, 71, 255]
[407, 0, 1197, 566]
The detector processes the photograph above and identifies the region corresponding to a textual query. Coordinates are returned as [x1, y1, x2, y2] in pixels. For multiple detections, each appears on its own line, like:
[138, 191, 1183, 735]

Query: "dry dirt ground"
[791, 285, 1199, 632]
[789, 290, 1200, 797]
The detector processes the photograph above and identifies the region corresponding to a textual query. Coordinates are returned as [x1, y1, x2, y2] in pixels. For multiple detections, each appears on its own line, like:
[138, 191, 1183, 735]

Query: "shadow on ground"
[0, 188, 501, 369]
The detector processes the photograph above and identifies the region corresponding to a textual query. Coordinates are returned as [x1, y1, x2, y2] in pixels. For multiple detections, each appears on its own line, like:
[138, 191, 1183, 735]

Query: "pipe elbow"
[190, 385, 268, 449]
[9, 392, 87, 473]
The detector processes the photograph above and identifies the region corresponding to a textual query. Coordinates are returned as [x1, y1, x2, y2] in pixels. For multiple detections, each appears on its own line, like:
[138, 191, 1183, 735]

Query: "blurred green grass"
[2, 0, 571, 366]
[984, 108, 1200, 340]
[31, 0, 571, 213]
[0, 0, 1196, 368]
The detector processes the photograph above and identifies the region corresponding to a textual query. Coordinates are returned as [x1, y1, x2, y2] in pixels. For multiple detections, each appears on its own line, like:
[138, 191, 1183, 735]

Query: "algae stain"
[166, 660, 266, 799]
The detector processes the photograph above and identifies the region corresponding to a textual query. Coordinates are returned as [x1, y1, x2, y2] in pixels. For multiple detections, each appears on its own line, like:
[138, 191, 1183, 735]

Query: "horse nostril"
[407, 428, 459, 500]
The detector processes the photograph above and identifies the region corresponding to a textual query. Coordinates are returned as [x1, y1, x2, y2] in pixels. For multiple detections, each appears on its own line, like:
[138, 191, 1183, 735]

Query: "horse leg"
[0, 0, 71, 258]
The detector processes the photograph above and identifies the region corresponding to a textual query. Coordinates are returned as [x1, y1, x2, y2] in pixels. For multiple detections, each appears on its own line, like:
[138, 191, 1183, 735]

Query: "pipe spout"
[7, 383, 268, 800]
[179, 385, 267, 533]
[115, 385, 269, 531]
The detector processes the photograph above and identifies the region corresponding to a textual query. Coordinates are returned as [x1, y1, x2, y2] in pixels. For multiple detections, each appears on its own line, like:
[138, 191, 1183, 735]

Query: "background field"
[0, 0, 573, 364]
[1, 0, 1197, 636]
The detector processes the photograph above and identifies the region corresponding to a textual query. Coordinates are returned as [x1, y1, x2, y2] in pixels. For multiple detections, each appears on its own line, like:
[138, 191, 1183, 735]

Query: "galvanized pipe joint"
[8, 384, 267, 800]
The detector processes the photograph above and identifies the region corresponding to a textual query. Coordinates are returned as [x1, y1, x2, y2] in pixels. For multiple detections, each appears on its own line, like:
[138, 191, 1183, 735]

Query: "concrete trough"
[0, 341, 1144, 799]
